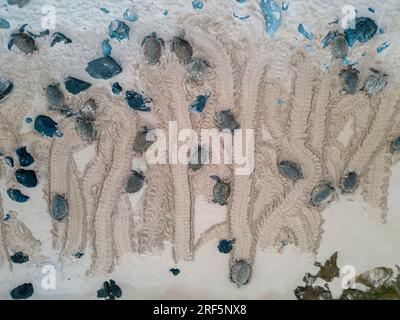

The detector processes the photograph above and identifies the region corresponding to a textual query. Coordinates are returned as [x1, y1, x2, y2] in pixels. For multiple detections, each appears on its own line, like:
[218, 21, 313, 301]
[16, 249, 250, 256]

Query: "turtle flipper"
[160, 37, 165, 48]
[210, 175, 221, 182]
[19, 23, 29, 33]
[7, 39, 14, 50]
[141, 36, 149, 47]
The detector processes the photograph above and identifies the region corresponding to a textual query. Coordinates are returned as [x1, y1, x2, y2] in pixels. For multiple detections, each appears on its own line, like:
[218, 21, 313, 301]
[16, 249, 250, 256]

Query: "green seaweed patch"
[294, 284, 332, 300]
[314, 251, 339, 282]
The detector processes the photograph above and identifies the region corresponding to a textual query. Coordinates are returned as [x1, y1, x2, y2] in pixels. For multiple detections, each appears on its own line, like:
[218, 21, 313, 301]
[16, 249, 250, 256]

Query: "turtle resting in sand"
[340, 171, 358, 193]
[141, 32, 164, 65]
[361, 68, 388, 96]
[75, 117, 96, 143]
[51, 194, 68, 221]
[215, 109, 240, 132]
[339, 65, 360, 94]
[390, 136, 400, 154]
[46, 83, 66, 110]
[210, 175, 231, 206]
[322, 31, 348, 59]
[277, 160, 303, 181]
[171, 30, 193, 64]
[8, 25, 38, 54]
[309, 182, 335, 206]
[80, 98, 98, 121]
[133, 126, 155, 154]
[186, 57, 210, 84]
[230, 259, 251, 287]
[188, 145, 206, 171]
[126, 170, 145, 193]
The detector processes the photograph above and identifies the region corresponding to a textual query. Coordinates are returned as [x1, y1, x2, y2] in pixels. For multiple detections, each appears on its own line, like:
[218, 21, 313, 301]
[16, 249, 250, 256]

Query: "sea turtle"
[8, 26, 38, 54]
[322, 31, 348, 59]
[340, 171, 358, 193]
[277, 160, 303, 181]
[126, 170, 145, 193]
[310, 182, 335, 206]
[141, 32, 164, 65]
[46, 83, 65, 110]
[215, 109, 240, 132]
[75, 117, 96, 143]
[171, 30, 193, 65]
[230, 259, 251, 287]
[51, 194, 68, 221]
[133, 126, 155, 154]
[80, 98, 98, 121]
[390, 136, 400, 154]
[361, 68, 388, 96]
[339, 65, 360, 94]
[210, 175, 231, 206]
[186, 57, 210, 84]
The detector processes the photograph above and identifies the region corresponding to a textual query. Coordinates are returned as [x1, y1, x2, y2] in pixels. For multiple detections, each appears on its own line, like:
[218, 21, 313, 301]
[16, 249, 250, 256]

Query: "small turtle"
[188, 145, 206, 171]
[340, 171, 358, 193]
[141, 32, 165, 65]
[277, 160, 303, 181]
[75, 117, 96, 143]
[216, 109, 240, 132]
[310, 182, 335, 206]
[230, 259, 251, 287]
[8, 26, 38, 54]
[171, 30, 193, 65]
[126, 170, 145, 193]
[133, 126, 155, 154]
[80, 98, 98, 121]
[51, 193, 68, 221]
[361, 68, 388, 96]
[186, 57, 210, 84]
[210, 175, 231, 206]
[390, 136, 400, 154]
[326, 32, 348, 59]
[339, 65, 360, 94]
[46, 83, 65, 110]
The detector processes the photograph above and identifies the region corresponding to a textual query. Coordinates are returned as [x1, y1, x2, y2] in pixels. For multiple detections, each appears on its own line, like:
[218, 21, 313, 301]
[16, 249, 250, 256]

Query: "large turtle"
[171, 30, 193, 64]
[51, 194, 68, 221]
[126, 170, 145, 193]
[340, 171, 359, 193]
[210, 175, 231, 206]
[230, 259, 251, 287]
[361, 68, 388, 96]
[8, 25, 37, 54]
[186, 57, 210, 84]
[46, 83, 65, 110]
[322, 31, 348, 59]
[141, 32, 164, 65]
[277, 160, 303, 181]
[216, 109, 240, 132]
[339, 65, 360, 94]
[80, 98, 98, 121]
[309, 182, 335, 206]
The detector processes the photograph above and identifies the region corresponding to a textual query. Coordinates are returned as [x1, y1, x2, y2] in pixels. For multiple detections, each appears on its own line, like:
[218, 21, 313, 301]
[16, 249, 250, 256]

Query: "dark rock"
[170, 268, 180, 276]
[278, 160, 303, 181]
[188, 93, 210, 112]
[10, 251, 29, 264]
[218, 239, 234, 253]
[344, 17, 378, 47]
[0, 18, 10, 29]
[7, 188, 29, 203]
[7, 0, 30, 8]
[15, 169, 37, 188]
[10, 283, 34, 300]
[16, 146, 34, 167]
[34, 115, 61, 137]
[64, 76, 92, 95]
[51, 194, 68, 221]
[108, 20, 130, 41]
[102, 39, 112, 56]
[85, 56, 122, 80]
[109, 280, 122, 298]
[112, 82, 122, 95]
[125, 90, 152, 112]
[216, 110, 239, 131]
[50, 32, 72, 47]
